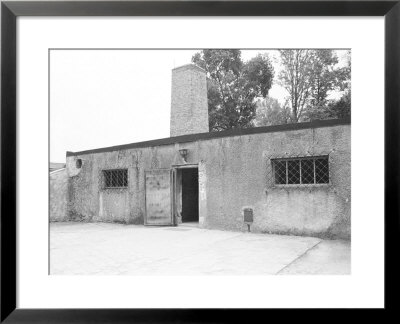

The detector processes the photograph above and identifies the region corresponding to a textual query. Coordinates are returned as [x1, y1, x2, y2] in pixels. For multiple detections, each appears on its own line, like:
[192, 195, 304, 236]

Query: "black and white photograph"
[3, 0, 396, 316]
[49, 48, 351, 276]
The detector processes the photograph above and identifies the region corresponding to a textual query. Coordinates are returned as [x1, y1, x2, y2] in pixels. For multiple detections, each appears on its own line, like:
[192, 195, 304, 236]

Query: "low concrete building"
[61, 64, 351, 239]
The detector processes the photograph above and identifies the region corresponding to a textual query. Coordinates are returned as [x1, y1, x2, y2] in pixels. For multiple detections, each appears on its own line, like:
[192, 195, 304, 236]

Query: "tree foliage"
[254, 96, 290, 127]
[192, 50, 274, 131]
[278, 49, 314, 122]
[278, 49, 350, 123]
[327, 91, 351, 119]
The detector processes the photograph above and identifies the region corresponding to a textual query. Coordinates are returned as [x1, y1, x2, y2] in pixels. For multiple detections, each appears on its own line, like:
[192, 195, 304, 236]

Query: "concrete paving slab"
[277, 240, 351, 275]
[50, 222, 350, 275]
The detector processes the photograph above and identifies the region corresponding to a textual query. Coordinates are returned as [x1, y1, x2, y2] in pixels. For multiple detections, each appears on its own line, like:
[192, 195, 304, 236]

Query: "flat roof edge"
[67, 118, 351, 157]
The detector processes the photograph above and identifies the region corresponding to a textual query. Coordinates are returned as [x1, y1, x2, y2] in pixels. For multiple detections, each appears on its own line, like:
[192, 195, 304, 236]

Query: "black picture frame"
[1, 0, 399, 322]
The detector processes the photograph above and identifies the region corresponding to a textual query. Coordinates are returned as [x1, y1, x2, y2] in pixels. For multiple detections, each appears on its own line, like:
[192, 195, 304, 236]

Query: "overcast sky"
[50, 49, 348, 162]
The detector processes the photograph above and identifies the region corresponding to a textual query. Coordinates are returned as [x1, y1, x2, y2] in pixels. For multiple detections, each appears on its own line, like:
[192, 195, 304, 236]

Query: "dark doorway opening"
[181, 168, 199, 223]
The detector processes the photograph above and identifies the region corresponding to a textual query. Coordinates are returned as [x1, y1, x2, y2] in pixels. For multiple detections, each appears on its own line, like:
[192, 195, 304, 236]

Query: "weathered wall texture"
[66, 123, 351, 239]
[49, 169, 68, 222]
[203, 126, 351, 239]
[170, 64, 209, 136]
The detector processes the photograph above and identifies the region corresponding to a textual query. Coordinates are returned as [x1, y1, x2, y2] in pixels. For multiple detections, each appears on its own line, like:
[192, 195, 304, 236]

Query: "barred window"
[103, 169, 128, 188]
[272, 156, 329, 185]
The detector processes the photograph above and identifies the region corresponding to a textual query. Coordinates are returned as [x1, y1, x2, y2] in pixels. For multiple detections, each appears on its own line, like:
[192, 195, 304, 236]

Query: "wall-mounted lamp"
[179, 148, 188, 163]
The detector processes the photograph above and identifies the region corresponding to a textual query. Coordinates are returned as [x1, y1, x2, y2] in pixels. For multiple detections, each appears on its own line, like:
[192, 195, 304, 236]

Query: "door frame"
[171, 164, 199, 225]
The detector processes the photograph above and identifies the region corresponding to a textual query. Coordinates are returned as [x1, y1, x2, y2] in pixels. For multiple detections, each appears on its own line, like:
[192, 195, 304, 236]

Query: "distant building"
[50, 162, 66, 173]
[52, 64, 351, 239]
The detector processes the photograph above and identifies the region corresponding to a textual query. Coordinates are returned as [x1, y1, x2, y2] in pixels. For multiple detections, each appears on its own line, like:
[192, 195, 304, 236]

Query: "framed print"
[1, 0, 399, 322]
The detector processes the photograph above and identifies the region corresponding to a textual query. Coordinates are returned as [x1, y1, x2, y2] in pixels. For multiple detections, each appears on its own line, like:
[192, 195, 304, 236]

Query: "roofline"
[66, 118, 351, 157]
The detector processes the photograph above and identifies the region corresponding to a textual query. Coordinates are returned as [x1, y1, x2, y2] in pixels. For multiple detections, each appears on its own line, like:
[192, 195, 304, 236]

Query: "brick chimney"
[170, 64, 209, 137]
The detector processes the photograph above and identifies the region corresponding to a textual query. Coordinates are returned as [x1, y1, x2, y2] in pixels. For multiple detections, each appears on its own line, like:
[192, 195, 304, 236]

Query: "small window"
[272, 156, 329, 185]
[103, 169, 128, 188]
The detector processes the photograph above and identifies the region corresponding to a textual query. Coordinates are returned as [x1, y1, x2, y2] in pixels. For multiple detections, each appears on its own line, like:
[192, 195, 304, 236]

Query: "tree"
[303, 91, 351, 121]
[308, 50, 339, 108]
[278, 49, 345, 123]
[278, 49, 314, 122]
[336, 50, 351, 92]
[330, 50, 351, 118]
[192, 50, 274, 131]
[254, 96, 290, 126]
[306, 50, 351, 120]
[327, 91, 351, 119]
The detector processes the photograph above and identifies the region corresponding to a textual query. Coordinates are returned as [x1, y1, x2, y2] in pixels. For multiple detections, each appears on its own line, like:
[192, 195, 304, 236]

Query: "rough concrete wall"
[49, 169, 68, 222]
[198, 160, 207, 227]
[201, 125, 351, 239]
[170, 64, 209, 136]
[67, 143, 191, 224]
[67, 124, 350, 239]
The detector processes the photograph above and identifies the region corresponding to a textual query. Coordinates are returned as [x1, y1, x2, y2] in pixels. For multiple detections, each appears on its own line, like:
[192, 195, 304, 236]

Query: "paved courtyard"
[50, 222, 351, 275]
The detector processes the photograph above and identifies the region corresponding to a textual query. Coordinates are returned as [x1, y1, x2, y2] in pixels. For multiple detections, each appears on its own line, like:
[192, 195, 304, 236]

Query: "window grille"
[102, 169, 128, 188]
[271, 156, 329, 186]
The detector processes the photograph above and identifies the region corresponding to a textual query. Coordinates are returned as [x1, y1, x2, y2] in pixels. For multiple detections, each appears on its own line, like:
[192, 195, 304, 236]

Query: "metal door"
[144, 169, 174, 225]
